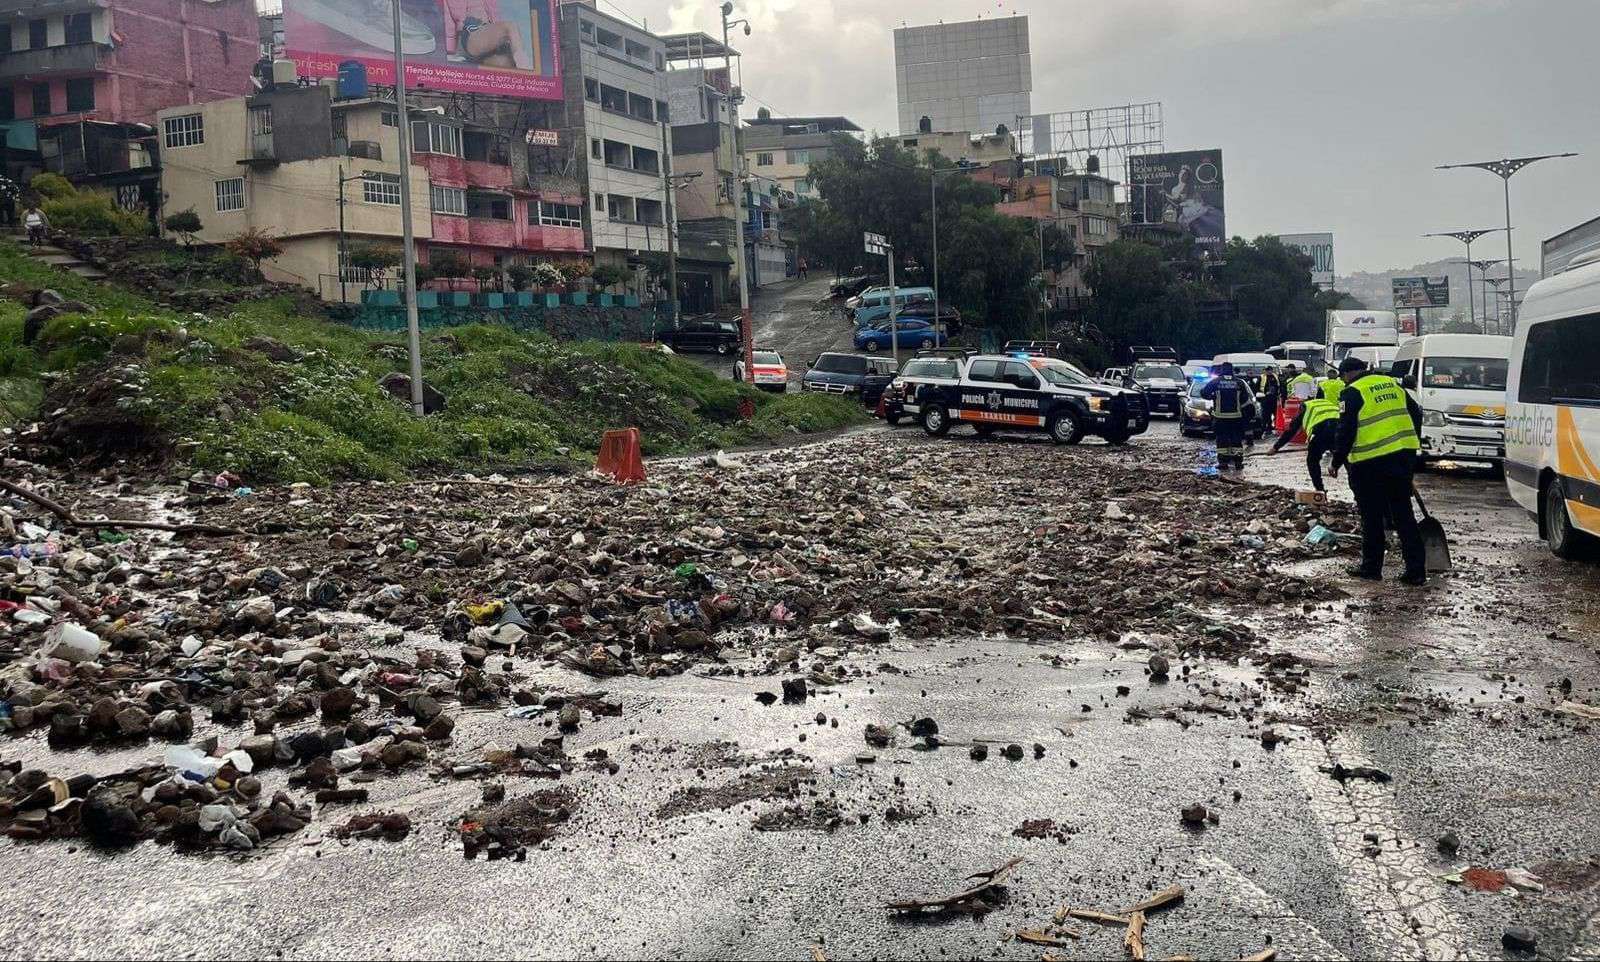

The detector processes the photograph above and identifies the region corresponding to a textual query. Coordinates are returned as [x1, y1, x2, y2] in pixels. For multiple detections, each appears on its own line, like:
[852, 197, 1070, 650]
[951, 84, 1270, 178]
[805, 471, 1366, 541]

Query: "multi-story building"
[0, 0, 259, 209]
[156, 78, 587, 301]
[668, 119, 736, 313]
[559, 2, 672, 277]
[744, 170, 795, 287]
[973, 165, 1119, 305]
[894, 16, 1031, 138]
[895, 127, 1015, 167]
[741, 113, 859, 201]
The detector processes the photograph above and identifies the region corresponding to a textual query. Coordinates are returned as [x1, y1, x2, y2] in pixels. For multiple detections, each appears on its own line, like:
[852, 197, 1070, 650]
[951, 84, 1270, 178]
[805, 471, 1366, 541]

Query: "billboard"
[284, 0, 561, 101]
[1393, 276, 1450, 309]
[1277, 232, 1335, 289]
[1131, 150, 1225, 254]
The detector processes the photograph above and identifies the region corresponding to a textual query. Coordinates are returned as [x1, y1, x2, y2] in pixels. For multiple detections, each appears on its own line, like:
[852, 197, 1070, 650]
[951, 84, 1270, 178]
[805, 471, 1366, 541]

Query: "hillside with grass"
[0, 241, 865, 484]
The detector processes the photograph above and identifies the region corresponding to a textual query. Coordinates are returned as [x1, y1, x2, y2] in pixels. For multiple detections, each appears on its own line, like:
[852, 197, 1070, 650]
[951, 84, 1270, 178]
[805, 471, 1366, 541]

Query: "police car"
[882, 350, 968, 425]
[917, 353, 1149, 444]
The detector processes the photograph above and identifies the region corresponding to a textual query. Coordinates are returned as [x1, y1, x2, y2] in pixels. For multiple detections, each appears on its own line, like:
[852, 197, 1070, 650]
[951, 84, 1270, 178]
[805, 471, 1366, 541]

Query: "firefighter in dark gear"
[1201, 362, 1256, 470]
[1272, 393, 1340, 492]
[1328, 356, 1428, 585]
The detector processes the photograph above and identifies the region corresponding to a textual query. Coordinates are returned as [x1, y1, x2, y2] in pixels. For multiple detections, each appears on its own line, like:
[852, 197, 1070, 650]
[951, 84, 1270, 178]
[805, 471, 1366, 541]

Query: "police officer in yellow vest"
[1318, 375, 1343, 402]
[1286, 366, 1318, 401]
[1328, 356, 1428, 585]
[1270, 391, 1341, 492]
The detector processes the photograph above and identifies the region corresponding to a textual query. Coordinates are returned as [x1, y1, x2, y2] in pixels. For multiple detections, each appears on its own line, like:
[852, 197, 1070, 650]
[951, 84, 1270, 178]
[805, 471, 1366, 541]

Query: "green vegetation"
[30, 173, 150, 237]
[0, 241, 864, 482]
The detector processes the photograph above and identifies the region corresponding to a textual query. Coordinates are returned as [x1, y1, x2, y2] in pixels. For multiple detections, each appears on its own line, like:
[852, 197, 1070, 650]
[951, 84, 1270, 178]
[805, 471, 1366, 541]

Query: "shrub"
[42, 191, 151, 237]
[560, 261, 591, 285]
[348, 243, 402, 289]
[592, 264, 629, 291]
[163, 209, 203, 247]
[29, 173, 76, 201]
[471, 265, 500, 291]
[506, 263, 534, 291]
[224, 227, 284, 274]
[428, 250, 470, 281]
[531, 262, 565, 288]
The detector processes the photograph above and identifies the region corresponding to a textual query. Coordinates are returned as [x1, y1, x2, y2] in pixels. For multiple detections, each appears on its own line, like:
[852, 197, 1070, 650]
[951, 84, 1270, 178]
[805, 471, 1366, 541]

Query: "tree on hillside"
[1086, 239, 1262, 362]
[1211, 235, 1325, 346]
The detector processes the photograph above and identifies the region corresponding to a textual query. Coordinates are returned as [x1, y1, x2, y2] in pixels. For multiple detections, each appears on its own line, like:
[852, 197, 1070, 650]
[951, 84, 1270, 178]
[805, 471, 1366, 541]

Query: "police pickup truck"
[916, 353, 1149, 444]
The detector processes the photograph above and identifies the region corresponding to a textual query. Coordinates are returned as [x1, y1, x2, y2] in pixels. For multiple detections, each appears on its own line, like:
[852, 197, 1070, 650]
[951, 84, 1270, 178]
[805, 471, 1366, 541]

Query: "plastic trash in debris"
[505, 705, 545, 719]
[1237, 535, 1266, 549]
[166, 745, 223, 780]
[673, 562, 699, 579]
[41, 623, 105, 664]
[466, 600, 506, 625]
[233, 487, 254, 498]
[12, 607, 49, 625]
[198, 803, 256, 850]
[401, 538, 419, 552]
[1104, 501, 1129, 520]
[1304, 525, 1339, 546]
[5, 542, 60, 560]
[770, 602, 795, 624]
[96, 530, 130, 545]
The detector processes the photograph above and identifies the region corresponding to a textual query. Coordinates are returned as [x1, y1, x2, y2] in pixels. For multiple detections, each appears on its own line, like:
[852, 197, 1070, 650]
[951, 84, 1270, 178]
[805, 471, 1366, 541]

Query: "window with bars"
[537, 202, 582, 229]
[65, 78, 93, 113]
[430, 185, 465, 216]
[756, 152, 773, 166]
[362, 172, 401, 205]
[65, 12, 92, 45]
[31, 85, 50, 117]
[163, 113, 204, 148]
[466, 191, 511, 220]
[380, 110, 398, 127]
[214, 178, 245, 212]
[249, 105, 273, 136]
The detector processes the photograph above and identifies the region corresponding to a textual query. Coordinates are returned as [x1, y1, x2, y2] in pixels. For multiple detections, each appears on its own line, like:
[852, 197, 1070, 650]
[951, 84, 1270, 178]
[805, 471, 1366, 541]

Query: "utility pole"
[338, 164, 347, 306]
[1437, 152, 1577, 330]
[865, 232, 898, 365]
[660, 121, 680, 332]
[722, 2, 754, 382]
[390, 0, 424, 416]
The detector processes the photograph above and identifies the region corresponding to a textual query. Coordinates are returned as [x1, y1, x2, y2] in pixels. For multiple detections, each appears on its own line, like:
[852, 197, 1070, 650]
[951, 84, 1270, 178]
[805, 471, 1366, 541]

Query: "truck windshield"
[1032, 359, 1095, 387]
[1133, 364, 1184, 380]
[1422, 356, 1508, 391]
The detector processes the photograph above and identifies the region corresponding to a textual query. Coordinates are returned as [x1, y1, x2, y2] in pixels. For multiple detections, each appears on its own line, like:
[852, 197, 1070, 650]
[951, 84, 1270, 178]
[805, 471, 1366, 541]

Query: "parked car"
[657, 320, 741, 355]
[854, 318, 947, 353]
[734, 349, 790, 393]
[830, 274, 884, 299]
[882, 352, 967, 425]
[1100, 366, 1129, 385]
[802, 352, 899, 405]
[1180, 378, 1265, 440]
[848, 286, 934, 320]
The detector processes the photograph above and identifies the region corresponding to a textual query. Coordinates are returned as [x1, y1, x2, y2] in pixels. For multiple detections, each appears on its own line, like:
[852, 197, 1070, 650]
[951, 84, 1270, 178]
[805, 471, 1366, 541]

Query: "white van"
[1346, 345, 1399, 372]
[1211, 352, 1278, 378]
[1505, 252, 1600, 558]
[1389, 334, 1511, 465]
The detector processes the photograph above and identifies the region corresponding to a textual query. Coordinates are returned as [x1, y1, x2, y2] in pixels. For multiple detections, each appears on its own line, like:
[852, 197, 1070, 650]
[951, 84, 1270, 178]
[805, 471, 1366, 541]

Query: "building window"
[214, 178, 245, 212]
[593, 193, 605, 214]
[656, 52, 665, 70]
[584, 77, 599, 102]
[1087, 217, 1109, 237]
[116, 184, 141, 211]
[28, 19, 46, 50]
[249, 105, 273, 136]
[163, 113, 204, 148]
[590, 138, 601, 159]
[537, 202, 582, 229]
[626, 92, 654, 122]
[0, 88, 12, 123]
[65, 78, 93, 113]
[579, 19, 595, 44]
[785, 149, 810, 165]
[466, 191, 511, 220]
[607, 194, 636, 222]
[410, 120, 460, 157]
[598, 83, 628, 114]
[362, 172, 401, 205]
[631, 145, 659, 174]
[0, 26, 11, 53]
[637, 198, 663, 226]
[380, 109, 398, 127]
[461, 130, 509, 165]
[430, 185, 465, 216]
[64, 12, 92, 45]
[656, 100, 669, 123]
[30, 85, 50, 117]
[756, 152, 773, 167]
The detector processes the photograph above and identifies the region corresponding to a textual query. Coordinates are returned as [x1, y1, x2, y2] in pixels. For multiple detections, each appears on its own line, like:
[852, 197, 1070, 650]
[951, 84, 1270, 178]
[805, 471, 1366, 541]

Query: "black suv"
[801, 352, 899, 405]
[658, 320, 741, 355]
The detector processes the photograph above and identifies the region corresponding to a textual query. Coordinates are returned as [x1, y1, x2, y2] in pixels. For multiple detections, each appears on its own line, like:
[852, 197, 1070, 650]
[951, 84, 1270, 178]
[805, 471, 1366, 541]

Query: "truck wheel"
[974, 424, 995, 438]
[1103, 428, 1131, 446]
[1048, 411, 1083, 445]
[921, 405, 951, 437]
[716, 342, 730, 355]
[885, 410, 902, 426]
[1544, 477, 1591, 560]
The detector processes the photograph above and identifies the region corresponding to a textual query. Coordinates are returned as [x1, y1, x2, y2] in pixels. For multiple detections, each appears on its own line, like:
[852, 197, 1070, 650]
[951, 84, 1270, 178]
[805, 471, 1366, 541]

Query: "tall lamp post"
[1423, 228, 1502, 332]
[1437, 152, 1577, 330]
[721, 2, 753, 382]
[1467, 258, 1503, 332]
[383, 0, 424, 416]
[1482, 275, 1509, 331]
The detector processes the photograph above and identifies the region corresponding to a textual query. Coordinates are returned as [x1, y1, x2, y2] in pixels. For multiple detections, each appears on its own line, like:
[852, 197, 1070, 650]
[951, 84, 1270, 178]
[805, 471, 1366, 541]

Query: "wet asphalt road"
[683, 275, 866, 389]
[4, 418, 1600, 960]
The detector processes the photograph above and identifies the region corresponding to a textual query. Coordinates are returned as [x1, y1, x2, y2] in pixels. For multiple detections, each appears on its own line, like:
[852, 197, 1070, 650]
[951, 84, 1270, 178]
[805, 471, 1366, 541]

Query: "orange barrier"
[874, 394, 888, 419]
[1281, 396, 1305, 444]
[596, 428, 645, 484]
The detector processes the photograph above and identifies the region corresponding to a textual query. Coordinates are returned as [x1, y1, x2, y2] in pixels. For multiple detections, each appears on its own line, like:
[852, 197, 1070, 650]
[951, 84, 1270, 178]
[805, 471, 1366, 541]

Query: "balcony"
[0, 41, 102, 81]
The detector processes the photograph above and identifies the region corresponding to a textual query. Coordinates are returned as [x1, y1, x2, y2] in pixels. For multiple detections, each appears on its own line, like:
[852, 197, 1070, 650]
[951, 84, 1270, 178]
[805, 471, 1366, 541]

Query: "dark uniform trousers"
[1347, 450, 1426, 575]
[1304, 423, 1337, 492]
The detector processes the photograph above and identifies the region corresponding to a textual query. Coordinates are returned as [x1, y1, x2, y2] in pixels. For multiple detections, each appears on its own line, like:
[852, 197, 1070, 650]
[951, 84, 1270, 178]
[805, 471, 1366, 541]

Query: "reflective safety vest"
[1320, 378, 1343, 402]
[1301, 396, 1339, 434]
[1287, 373, 1317, 399]
[1348, 374, 1420, 463]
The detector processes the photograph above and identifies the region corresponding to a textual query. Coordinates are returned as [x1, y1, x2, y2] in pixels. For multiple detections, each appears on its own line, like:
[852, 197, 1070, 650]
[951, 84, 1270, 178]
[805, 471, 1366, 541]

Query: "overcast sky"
[600, 0, 1598, 274]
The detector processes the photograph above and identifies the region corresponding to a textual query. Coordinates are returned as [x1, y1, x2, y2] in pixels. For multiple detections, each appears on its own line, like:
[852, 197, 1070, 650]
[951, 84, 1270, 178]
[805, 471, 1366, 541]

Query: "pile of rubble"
[1, 432, 1355, 852]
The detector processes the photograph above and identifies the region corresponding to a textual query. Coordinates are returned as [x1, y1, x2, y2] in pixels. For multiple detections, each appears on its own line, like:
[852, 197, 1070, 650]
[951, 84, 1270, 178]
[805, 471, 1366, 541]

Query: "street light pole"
[1437, 153, 1577, 330]
[1467, 258, 1503, 332]
[722, 3, 754, 383]
[390, 0, 424, 416]
[1423, 229, 1502, 332]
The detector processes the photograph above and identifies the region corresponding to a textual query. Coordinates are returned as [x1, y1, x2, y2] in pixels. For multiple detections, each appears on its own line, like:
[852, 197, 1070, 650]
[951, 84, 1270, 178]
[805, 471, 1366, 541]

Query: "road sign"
[1393, 276, 1450, 308]
[864, 232, 889, 255]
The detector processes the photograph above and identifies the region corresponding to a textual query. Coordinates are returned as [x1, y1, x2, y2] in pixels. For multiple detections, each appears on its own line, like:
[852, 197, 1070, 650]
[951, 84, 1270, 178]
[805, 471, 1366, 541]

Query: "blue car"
[853, 319, 947, 353]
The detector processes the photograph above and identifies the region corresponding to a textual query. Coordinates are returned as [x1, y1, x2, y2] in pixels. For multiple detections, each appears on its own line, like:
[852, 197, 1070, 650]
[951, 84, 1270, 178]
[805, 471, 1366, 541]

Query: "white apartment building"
[894, 16, 1032, 138]
[560, 2, 673, 270]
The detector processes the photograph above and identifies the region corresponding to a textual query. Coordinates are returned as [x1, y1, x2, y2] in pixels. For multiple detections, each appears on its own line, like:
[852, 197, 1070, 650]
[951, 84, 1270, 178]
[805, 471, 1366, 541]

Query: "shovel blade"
[1418, 516, 1452, 572]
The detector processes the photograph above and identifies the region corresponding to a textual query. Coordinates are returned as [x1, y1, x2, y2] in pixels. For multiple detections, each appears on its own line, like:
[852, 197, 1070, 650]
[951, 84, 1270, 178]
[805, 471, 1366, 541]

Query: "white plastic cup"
[42, 623, 104, 664]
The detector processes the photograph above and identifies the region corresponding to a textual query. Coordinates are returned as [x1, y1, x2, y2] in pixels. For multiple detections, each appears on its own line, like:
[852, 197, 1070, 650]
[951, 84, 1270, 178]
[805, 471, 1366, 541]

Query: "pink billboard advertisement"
[284, 0, 562, 101]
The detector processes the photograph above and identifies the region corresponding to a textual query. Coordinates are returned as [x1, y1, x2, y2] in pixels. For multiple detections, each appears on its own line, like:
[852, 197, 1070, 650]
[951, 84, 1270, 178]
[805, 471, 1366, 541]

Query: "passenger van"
[1210, 352, 1278, 379]
[1346, 345, 1399, 372]
[1505, 251, 1600, 558]
[849, 287, 933, 324]
[1390, 334, 1511, 465]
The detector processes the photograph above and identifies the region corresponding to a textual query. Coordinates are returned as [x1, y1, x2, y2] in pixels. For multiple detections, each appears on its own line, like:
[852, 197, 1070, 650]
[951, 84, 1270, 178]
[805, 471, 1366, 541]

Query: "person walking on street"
[1271, 391, 1340, 492]
[1286, 364, 1318, 401]
[1328, 356, 1428, 585]
[1202, 362, 1256, 471]
[1256, 365, 1281, 432]
[23, 204, 48, 247]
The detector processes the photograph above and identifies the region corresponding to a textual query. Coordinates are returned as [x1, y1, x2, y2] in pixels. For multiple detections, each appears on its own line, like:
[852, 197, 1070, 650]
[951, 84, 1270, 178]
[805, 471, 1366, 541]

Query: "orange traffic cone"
[596, 428, 645, 484]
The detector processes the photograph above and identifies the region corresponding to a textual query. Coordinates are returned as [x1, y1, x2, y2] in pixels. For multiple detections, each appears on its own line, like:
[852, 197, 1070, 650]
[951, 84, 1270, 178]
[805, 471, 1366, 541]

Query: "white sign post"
[863, 233, 900, 366]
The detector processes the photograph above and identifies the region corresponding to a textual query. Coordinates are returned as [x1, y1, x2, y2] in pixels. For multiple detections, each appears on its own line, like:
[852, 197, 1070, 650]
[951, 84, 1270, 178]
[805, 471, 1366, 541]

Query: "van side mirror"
[1402, 375, 1417, 390]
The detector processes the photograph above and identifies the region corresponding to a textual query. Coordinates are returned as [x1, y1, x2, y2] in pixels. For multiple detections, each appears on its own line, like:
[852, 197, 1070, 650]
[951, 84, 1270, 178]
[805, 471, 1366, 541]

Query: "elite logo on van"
[1505, 407, 1556, 449]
